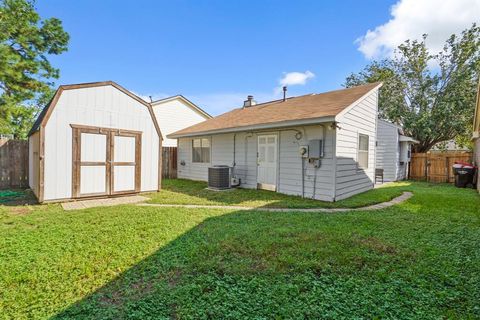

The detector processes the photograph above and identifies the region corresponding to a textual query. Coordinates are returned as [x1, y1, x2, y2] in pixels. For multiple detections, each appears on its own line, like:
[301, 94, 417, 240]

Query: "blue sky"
[36, 0, 478, 115]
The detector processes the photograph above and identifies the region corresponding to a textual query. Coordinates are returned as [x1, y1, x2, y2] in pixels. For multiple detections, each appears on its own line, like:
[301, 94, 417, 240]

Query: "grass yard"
[147, 178, 410, 208]
[0, 181, 479, 319]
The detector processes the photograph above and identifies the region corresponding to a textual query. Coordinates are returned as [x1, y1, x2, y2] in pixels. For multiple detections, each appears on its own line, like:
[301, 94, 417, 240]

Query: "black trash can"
[453, 163, 476, 188]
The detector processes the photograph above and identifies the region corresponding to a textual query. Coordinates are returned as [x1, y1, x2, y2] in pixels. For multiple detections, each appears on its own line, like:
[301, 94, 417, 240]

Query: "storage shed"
[375, 119, 418, 181]
[28, 81, 162, 203]
[169, 83, 382, 201]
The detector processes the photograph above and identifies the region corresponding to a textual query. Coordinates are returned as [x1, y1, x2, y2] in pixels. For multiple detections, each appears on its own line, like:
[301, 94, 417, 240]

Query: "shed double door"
[72, 125, 141, 198]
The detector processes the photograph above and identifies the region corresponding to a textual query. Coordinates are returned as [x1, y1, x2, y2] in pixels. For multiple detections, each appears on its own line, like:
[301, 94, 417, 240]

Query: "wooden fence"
[409, 152, 473, 183]
[0, 138, 29, 189]
[162, 147, 177, 179]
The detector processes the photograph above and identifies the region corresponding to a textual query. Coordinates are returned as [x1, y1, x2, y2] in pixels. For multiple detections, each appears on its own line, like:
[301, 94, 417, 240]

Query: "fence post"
[424, 155, 428, 181]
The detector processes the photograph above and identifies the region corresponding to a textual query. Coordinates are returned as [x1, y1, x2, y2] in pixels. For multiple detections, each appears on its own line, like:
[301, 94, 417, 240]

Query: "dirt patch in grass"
[6, 206, 33, 215]
[99, 290, 123, 307]
[167, 269, 183, 288]
[353, 235, 398, 255]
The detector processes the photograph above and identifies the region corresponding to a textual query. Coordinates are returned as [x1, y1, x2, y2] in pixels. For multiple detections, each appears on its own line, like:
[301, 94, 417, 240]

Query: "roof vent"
[243, 95, 256, 108]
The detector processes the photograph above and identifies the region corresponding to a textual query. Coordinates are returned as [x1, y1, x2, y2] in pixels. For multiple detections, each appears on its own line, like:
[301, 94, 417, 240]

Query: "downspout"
[319, 124, 326, 157]
[301, 158, 305, 198]
[244, 132, 254, 185]
[232, 133, 236, 182]
[277, 131, 281, 191]
[232, 133, 236, 167]
[331, 122, 338, 202]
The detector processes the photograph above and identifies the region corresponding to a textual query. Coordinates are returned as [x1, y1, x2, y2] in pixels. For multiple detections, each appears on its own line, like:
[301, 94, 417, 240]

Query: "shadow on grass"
[51, 208, 411, 319]
[148, 177, 413, 209]
[0, 189, 37, 207]
[50, 184, 480, 319]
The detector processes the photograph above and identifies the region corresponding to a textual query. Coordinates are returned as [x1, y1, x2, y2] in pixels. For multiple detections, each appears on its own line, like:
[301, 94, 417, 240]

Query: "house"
[169, 83, 382, 201]
[28, 81, 162, 203]
[473, 80, 480, 192]
[431, 140, 470, 152]
[151, 95, 211, 147]
[375, 119, 418, 182]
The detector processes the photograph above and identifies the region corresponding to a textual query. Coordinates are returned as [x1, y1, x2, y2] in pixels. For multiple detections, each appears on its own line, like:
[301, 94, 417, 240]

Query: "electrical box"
[308, 139, 323, 159]
[299, 145, 309, 158]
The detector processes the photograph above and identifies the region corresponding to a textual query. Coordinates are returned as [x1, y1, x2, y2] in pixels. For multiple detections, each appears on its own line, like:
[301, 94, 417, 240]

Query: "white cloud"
[357, 0, 480, 59]
[279, 71, 315, 87]
[138, 71, 315, 115]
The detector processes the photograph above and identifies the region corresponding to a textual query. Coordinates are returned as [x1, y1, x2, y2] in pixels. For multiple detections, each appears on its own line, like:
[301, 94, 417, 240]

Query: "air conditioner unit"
[208, 166, 231, 190]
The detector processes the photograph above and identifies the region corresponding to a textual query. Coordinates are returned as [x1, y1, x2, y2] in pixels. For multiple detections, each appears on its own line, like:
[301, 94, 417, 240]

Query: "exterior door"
[72, 125, 141, 198]
[257, 134, 277, 191]
[111, 132, 141, 194]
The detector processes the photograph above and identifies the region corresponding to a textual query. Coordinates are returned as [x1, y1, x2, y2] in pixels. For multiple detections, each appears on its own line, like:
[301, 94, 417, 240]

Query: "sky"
[37, 0, 479, 116]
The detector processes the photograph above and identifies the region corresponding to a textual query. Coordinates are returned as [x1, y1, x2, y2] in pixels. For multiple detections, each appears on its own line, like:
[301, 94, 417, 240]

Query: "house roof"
[399, 135, 419, 143]
[168, 82, 382, 138]
[28, 81, 162, 138]
[151, 95, 212, 119]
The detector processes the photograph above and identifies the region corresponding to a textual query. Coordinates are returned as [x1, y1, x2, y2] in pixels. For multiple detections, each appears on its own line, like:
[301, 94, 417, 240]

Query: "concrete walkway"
[62, 195, 149, 211]
[138, 191, 413, 213]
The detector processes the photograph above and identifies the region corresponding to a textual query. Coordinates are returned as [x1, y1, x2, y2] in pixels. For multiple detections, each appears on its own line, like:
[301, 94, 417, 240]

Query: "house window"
[358, 134, 369, 169]
[192, 138, 210, 163]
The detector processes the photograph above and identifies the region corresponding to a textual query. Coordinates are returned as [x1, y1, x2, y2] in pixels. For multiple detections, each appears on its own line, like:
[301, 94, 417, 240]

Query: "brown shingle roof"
[169, 82, 381, 138]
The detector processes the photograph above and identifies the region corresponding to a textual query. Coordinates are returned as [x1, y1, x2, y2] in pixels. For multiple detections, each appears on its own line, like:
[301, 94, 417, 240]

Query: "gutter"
[168, 116, 335, 139]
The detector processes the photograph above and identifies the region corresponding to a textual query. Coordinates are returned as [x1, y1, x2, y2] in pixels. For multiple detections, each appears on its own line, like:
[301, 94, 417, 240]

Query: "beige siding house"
[473, 80, 480, 192]
[169, 83, 382, 201]
[376, 119, 417, 182]
[151, 95, 211, 147]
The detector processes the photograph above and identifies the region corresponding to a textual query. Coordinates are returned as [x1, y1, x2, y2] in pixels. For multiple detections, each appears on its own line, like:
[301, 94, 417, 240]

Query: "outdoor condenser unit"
[208, 165, 231, 190]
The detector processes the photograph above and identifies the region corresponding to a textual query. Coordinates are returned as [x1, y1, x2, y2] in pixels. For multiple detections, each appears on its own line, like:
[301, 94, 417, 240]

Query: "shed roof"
[169, 82, 382, 138]
[28, 81, 162, 138]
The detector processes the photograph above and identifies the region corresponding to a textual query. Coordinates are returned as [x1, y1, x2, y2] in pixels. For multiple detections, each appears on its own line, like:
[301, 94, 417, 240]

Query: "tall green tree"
[346, 24, 480, 152]
[0, 0, 69, 138]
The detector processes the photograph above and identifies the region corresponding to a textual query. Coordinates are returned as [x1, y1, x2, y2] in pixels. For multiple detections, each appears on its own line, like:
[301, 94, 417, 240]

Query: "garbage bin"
[453, 162, 477, 188]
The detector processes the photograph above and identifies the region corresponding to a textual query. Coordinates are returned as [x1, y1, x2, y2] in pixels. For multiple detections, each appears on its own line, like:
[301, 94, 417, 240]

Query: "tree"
[345, 24, 480, 152]
[0, 0, 69, 138]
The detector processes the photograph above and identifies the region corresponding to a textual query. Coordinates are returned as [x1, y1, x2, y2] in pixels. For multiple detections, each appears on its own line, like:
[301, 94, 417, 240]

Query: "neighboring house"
[151, 95, 211, 147]
[431, 140, 470, 152]
[473, 80, 480, 192]
[375, 119, 418, 181]
[28, 81, 162, 203]
[169, 83, 382, 201]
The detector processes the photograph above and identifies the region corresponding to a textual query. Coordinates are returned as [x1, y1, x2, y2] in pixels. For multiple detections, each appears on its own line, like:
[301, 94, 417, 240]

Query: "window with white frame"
[192, 138, 210, 163]
[358, 134, 369, 169]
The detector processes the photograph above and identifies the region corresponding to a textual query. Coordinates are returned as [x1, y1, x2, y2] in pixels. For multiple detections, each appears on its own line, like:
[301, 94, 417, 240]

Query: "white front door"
[257, 134, 277, 191]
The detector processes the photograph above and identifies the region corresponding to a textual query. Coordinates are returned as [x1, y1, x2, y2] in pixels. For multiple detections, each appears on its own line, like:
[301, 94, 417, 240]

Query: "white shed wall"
[43, 85, 159, 201]
[152, 98, 208, 147]
[177, 124, 336, 201]
[335, 90, 378, 200]
[375, 119, 400, 181]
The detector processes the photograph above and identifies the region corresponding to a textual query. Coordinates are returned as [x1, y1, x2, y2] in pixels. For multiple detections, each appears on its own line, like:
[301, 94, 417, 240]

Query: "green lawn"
[1, 182, 479, 319]
[147, 178, 410, 208]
